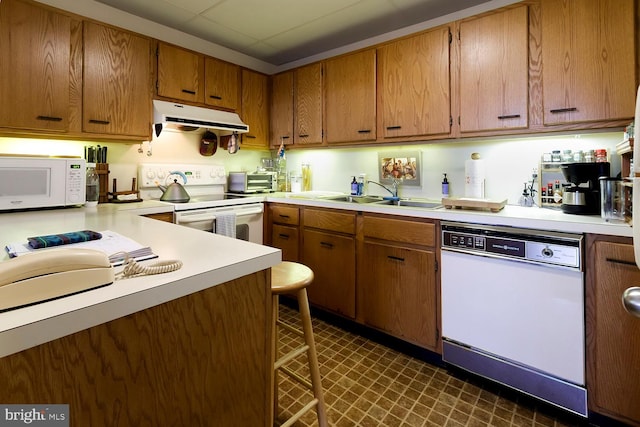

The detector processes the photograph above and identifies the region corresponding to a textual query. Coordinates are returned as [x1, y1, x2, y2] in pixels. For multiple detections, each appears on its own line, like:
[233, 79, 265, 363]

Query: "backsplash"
[0, 130, 622, 205]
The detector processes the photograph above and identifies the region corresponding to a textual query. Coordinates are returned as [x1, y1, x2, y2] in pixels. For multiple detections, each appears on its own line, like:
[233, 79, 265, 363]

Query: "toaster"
[228, 171, 278, 193]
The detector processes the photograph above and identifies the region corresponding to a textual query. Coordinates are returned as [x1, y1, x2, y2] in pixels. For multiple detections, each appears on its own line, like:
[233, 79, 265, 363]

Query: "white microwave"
[0, 156, 86, 211]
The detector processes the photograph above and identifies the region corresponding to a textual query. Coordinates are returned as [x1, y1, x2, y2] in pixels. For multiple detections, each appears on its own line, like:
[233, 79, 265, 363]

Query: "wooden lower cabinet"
[359, 241, 437, 349]
[266, 203, 300, 262]
[143, 212, 174, 223]
[587, 235, 640, 426]
[302, 228, 356, 318]
[358, 214, 439, 351]
[272, 223, 299, 262]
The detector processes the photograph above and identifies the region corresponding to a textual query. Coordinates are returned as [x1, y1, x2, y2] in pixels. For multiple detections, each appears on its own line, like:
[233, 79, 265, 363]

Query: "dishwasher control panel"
[441, 222, 582, 269]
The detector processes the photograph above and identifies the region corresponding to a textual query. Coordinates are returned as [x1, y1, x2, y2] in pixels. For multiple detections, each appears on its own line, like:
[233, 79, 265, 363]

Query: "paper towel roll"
[465, 153, 485, 199]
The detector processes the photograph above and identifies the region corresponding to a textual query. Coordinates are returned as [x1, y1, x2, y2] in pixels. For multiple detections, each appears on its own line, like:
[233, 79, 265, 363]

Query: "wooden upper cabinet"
[270, 71, 294, 147]
[157, 42, 204, 104]
[83, 22, 152, 137]
[0, 0, 71, 132]
[295, 63, 323, 145]
[459, 6, 529, 133]
[240, 69, 269, 149]
[204, 57, 239, 111]
[378, 27, 452, 139]
[541, 0, 636, 125]
[325, 49, 376, 144]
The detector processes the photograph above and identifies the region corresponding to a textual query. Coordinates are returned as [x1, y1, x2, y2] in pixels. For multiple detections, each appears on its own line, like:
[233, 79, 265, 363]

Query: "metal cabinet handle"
[549, 107, 577, 114]
[386, 126, 401, 130]
[36, 115, 63, 122]
[605, 258, 637, 267]
[278, 234, 290, 239]
[299, 134, 309, 138]
[182, 89, 196, 95]
[497, 114, 521, 120]
[89, 119, 110, 125]
[622, 287, 640, 318]
[245, 134, 257, 139]
[320, 241, 334, 248]
[209, 95, 222, 100]
[358, 129, 371, 133]
[387, 255, 405, 262]
[278, 214, 290, 219]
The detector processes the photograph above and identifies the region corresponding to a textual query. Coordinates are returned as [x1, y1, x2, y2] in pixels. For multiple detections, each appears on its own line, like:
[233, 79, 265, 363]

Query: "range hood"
[153, 100, 249, 137]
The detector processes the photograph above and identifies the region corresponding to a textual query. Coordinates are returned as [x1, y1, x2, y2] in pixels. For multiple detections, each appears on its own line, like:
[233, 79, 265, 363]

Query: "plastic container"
[85, 163, 99, 207]
[301, 162, 311, 191]
[600, 177, 625, 222]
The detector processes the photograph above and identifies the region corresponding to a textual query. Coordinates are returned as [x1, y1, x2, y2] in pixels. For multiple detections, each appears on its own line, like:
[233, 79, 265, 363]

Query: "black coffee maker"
[560, 162, 610, 214]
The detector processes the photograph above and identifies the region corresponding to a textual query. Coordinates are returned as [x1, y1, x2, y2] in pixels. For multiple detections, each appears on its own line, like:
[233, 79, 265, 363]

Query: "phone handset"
[0, 248, 114, 312]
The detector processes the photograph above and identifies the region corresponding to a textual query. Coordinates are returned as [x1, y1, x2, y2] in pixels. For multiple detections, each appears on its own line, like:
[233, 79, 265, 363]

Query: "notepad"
[6, 230, 157, 266]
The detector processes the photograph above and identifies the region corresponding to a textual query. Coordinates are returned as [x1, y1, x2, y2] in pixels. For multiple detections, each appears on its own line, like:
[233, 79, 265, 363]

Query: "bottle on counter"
[86, 163, 99, 207]
[553, 180, 563, 204]
[442, 173, 449, 198]
[357, 174, 366, 196]
[301, 162, 311, 191]
[351, 176, 358, 195]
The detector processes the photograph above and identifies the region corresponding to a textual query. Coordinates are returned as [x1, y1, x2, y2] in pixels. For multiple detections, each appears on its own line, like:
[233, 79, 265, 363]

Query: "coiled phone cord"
[114, 252, 183, 280]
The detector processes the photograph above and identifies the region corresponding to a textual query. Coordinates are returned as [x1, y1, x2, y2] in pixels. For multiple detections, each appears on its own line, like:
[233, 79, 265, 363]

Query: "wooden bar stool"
[271, 262, 328, 427]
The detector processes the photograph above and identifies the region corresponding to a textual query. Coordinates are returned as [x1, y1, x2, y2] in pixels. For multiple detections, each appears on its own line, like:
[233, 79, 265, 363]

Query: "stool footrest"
[275, 345, 309, 370]
[279, 365, 313, 389]
[279, 398, 319, 427]
[277, 319, 304, 337]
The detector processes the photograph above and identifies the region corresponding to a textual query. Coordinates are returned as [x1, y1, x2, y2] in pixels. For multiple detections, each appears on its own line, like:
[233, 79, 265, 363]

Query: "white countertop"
[0, 205, 281, 358]
[265, 193, 632, 238]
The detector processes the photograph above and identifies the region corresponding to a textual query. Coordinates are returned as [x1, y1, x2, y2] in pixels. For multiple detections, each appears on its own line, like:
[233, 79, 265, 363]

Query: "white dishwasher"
[440, 221, 586, 417]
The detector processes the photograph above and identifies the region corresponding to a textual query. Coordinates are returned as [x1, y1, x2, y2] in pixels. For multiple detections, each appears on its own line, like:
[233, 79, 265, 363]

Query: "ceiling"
[95, 0, 491, 66]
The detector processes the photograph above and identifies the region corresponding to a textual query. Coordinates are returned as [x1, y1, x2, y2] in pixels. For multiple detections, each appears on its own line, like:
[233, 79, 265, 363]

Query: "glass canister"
[301, 162, 311, 191]
[584, 150, 595, 162]
[86, 163, 99, 207]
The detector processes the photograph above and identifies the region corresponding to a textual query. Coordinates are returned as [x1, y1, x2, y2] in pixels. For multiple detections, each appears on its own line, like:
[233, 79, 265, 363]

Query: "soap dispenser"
[351, 177, 358, 195]
[442, 173, 449, 198]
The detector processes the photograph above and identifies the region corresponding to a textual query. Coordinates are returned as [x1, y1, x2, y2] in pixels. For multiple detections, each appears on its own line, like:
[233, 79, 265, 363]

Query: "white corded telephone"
[0, 248, 114, 312]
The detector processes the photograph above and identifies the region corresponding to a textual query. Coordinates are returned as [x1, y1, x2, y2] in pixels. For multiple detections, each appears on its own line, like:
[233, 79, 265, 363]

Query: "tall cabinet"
[541, 0, 636, 126]
[0, 0, 71, 132]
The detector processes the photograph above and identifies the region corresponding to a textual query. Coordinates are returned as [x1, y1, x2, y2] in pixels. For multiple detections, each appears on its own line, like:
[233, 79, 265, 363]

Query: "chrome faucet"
[367, 179, 400, 198]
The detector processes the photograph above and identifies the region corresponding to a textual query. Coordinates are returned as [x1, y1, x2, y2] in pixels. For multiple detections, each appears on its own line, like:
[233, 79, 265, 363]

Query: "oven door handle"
[175, 207, 263, 225]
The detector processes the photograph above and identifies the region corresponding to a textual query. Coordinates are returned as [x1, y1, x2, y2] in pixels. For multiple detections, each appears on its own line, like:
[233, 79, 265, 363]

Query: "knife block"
[96, 163, 110, 204]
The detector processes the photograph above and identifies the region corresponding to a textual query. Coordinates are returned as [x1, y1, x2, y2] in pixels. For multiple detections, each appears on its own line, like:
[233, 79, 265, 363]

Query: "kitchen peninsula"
[0, 205, 281, 426]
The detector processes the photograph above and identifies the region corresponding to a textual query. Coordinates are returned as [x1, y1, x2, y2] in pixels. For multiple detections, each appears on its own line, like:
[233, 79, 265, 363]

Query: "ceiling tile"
[181, 15, 259, 51]
[97, 0, 196, 26]
[164, 0, 223, 14]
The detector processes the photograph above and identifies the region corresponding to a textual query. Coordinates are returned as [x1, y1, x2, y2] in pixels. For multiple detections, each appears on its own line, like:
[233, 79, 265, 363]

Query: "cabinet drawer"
[270, 205, 299, 225]
[303, 208, 356, 235]
[363, 216, 435, 247]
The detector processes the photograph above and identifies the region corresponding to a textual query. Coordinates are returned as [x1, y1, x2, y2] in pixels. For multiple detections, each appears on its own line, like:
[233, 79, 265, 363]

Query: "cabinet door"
[157, 42, 204, 104]
[0, 0, 70, 132]
[378, 28, 451, 138]
[240, 69, 269, 149]
[541, 0, 636, 125]
[295, 63, 323, 145]
[590, 241, 640, 424]
[302, 229, 355, 318]
[325, 49, 376, 143]
[460, 6, 528, 132]
[270, 71, 294, 147]
[271, 224, 299, 262]
[361, 241, 437, 349]
[83, 22, 151, 137]
[204, 57, 239, 111]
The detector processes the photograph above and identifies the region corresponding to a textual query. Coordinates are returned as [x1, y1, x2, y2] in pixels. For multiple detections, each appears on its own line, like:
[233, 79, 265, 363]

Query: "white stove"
[138, 163, 264, 243]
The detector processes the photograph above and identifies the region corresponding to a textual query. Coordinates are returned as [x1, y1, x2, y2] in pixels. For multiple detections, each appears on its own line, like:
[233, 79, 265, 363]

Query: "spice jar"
[584, 150, 595, 162]
[595, 149, 607, 163]
[551, 150, 561, 163]
[562, 149, 572, 163]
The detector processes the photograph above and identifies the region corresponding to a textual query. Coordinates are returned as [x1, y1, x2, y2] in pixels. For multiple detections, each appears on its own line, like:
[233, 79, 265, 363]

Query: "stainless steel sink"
[324, 195, 384, 203]
[373, 199, 442, 209]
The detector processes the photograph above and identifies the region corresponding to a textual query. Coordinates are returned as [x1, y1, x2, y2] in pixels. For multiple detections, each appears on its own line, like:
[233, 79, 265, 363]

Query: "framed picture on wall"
[378, 152, 421, 187]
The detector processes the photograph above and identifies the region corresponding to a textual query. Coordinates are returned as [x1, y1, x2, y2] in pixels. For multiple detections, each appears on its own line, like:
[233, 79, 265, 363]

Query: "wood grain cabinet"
[267, 204, 300, 262]
[459, 6, 529, 133]
[325, 49, 377, 144]
[270, 71, 294, 148]
[295, 63, 323, 145]
[157, 42, 204, 104]
[302, 208, 356, 318]
[204, 57, 239, 111]
[587, 236, 640, 426]
[240, 69, 270, 149]
[541, 0, 636, 126]
[377, 27, 452, 140]
[0, 0, 72, 132]
[358, 214, 438, 351]
[83, 22, 152, 138]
